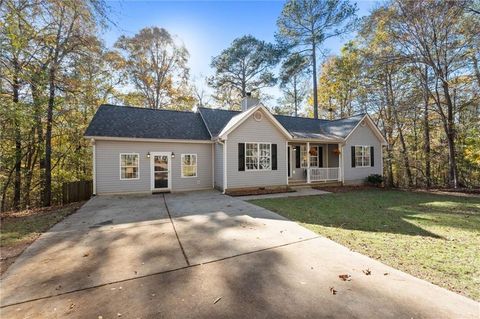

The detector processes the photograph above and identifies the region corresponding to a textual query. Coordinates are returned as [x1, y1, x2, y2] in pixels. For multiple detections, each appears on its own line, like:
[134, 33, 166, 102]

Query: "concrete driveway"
[1, 190, 478, 318]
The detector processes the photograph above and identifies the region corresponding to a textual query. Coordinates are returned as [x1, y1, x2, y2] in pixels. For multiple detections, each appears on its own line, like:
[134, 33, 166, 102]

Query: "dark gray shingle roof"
[198, 107, 365, 139]
[318, 114, 366, 138]
[85, 104, 211, 140]
[85, 104, 366, 141]
[197, 107, 240, 137]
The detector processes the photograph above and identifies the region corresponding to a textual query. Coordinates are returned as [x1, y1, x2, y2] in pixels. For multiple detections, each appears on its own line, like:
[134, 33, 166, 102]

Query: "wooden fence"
[62, 180, 93, 204]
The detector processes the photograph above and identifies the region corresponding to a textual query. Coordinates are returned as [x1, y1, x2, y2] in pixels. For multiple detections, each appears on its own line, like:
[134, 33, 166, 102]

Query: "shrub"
[366, 174, 383, 186]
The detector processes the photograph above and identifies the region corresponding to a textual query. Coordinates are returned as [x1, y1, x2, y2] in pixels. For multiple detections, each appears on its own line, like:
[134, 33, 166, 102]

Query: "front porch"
[287, 142, 342, 185]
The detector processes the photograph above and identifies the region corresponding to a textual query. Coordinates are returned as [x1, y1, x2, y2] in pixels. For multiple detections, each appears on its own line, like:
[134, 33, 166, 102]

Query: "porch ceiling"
[288, 131, 344, 142]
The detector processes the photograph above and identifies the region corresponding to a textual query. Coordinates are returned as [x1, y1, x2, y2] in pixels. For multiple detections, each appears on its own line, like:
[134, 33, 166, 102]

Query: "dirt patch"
[312, 185, 382, 193]
[312, 185, 480, 198]
[0, 202, 84, 276]
[415, 188, 480, 198]
[227, 186, 295, 197]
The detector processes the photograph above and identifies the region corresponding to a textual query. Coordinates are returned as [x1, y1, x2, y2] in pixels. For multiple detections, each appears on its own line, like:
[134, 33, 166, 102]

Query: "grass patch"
[249, 190, 480, 301]
[0, 202, 84, 275]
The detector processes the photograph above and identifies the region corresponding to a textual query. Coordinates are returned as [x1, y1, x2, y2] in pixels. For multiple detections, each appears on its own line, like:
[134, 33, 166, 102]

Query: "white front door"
[151, 152, 171, 191]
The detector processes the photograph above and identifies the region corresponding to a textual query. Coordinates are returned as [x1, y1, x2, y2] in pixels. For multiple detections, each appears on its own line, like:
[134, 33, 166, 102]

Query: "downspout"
[211, 143, 214, 189]
[340, 143, 345, 185]
[217, 139, 227, 194]
[92, 139, 96, 195]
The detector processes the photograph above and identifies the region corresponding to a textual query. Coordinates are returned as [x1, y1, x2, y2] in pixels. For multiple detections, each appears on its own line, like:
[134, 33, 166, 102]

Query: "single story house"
[84, 98, 387, 195]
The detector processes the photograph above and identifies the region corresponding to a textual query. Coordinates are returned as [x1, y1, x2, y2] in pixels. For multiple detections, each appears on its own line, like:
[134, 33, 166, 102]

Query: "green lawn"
[249, 189, 480, 301]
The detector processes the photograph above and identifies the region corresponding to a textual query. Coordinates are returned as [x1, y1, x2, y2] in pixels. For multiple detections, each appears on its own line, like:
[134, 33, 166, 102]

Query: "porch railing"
[308, 167, 340, 182]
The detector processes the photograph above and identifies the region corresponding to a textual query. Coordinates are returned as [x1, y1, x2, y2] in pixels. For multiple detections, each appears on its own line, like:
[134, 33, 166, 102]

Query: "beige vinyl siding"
[225, 108, 288, 189]
[95, 140, 212, 194]
[214, 142, 224, 190]
[343, 123, 383, 184]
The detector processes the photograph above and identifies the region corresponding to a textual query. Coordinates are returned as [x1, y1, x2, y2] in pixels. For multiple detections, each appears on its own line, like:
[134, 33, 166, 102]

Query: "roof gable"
[344, 114, 387, 145]
[216, 104, 292, 139]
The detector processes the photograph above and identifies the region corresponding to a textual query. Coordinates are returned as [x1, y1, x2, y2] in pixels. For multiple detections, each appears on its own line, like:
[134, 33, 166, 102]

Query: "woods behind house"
[1, 0, 479, 211]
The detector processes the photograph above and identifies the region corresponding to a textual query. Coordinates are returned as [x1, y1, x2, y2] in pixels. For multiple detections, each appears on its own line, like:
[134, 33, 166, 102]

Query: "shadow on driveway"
[1, 190, 478, 318]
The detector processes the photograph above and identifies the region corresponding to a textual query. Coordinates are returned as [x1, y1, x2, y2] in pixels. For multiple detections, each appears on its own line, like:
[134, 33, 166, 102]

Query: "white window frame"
[245, 142, 272, 171]
[181, 154, 198, 178]
[354, 145, 371, 168]
[309, 146, 319, 167]
[119, 153, 140, 180]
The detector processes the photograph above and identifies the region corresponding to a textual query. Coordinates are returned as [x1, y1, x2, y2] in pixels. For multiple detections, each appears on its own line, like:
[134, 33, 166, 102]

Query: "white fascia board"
[84, 136, 214, 144]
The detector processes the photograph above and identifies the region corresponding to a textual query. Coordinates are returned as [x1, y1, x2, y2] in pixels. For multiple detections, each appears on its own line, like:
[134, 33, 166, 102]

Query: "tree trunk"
[389, 73, 413, 187]
[312, 40, 318, 119]
[396, 117, 414, 187]
[13, 61, 21, 210]
[442, 81, 458, 188]
[383, 79, 395, 188]
[31, 82, 45, 206]
[385, 142, 394, 188]
[293, 75, 298, 117]
[43, 67, 55, 207]
[472, 54, 480, 88]
[423, 66, 431, 188]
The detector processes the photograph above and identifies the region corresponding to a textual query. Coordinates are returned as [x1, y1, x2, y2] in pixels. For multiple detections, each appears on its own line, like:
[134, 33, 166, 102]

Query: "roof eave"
[83, 135, 214, 144]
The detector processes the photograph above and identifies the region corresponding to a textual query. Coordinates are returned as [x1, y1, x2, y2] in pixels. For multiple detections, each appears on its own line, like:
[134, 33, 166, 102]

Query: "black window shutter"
[295, 146, 301, 168]
[370, 146, 374, 167]
[271, 144, 277, 170]
[238, 143, 245, 171]
[319, 147, 323, 167]
[351, 146, 356, 167]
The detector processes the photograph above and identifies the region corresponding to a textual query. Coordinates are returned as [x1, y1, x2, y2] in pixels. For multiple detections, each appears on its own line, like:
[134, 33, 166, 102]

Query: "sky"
[102, 0, 380, 106]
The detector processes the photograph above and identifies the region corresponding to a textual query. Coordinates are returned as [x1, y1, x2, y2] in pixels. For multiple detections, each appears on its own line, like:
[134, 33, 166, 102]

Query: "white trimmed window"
[355, 146, 371, 167]
[300, 145, 308, 168]
[309, 146, 319, 167]
[120, 153, 139, 179]
[245, 143, 271, 170]
[181, 154, 197, 177]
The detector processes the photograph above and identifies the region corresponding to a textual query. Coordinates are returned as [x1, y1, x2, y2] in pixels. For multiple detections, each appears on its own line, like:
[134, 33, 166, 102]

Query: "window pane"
[246, 143, 257, 157]
[259, 156, 270, 169]
[182, 154, 197, 177]
[121, 154, 139, 179]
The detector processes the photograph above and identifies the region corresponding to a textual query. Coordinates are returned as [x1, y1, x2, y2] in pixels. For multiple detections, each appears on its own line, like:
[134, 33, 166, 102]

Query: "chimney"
[241, 92, 259, 112]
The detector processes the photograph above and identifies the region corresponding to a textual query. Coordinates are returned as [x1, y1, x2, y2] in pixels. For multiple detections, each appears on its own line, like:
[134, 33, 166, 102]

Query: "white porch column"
[339, 143, 344, 183]
[306, 142, 311, 183]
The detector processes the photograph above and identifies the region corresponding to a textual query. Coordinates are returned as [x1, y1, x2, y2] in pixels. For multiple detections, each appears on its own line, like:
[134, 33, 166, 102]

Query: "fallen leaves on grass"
[363, 269, 372, 275]
[338, 274, 351, 281]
